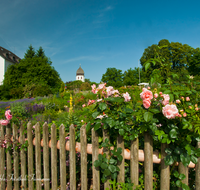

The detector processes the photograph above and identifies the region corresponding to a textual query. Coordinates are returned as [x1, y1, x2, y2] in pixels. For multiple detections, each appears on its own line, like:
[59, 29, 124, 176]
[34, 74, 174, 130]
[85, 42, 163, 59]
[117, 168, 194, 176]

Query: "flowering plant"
[0, 110, 12, 126]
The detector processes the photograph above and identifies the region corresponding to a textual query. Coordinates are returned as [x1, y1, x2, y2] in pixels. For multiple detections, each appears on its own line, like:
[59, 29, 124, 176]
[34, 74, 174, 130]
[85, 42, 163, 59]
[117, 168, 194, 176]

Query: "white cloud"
[63, 56, 103, 64]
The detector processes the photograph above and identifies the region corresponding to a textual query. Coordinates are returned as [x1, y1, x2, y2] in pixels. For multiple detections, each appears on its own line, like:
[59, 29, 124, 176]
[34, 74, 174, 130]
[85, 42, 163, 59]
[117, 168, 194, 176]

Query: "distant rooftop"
[0, 46, 21, 64]
[76, 66, 84, 75]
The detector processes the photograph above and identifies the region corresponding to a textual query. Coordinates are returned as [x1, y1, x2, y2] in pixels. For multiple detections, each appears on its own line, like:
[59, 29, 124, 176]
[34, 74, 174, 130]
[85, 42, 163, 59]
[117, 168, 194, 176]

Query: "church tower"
[76, 65, 85, 82]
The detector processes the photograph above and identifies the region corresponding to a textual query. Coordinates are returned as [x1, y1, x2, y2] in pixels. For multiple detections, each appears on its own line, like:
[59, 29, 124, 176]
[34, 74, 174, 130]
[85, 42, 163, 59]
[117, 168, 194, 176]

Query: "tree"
[3, 46, 62, 98]
[101, 68, 124, 87]
[24, 45, 35, 59]
[140, 39, 194, 83]
[123, 67, 148, 86]
[188, 48, 200, 78]
[36, 46, 45, 59]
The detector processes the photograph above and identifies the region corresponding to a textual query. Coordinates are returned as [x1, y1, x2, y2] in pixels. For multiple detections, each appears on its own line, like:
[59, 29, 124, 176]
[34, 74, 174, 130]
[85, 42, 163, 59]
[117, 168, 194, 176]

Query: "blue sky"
[1, 0, 200, 83]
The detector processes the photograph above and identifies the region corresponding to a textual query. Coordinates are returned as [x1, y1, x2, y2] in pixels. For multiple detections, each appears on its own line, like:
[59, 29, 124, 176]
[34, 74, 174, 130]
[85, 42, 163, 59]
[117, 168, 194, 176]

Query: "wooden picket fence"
[0, 122, 199, 190]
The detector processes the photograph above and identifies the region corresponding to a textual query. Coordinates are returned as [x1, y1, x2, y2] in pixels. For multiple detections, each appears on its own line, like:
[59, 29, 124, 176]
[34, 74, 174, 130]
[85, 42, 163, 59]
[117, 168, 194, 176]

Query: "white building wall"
[76, 75, 85, 82]
[0, 56, 5, 85]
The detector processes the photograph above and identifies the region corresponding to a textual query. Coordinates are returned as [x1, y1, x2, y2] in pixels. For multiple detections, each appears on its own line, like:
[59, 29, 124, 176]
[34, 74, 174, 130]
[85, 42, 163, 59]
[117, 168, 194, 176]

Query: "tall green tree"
[101, 68, 124, 87]
[140, 39, 194, 83]
[3, 46, 62, 98]
[24, 45, 35, 59]
[123, 67, 148, 86]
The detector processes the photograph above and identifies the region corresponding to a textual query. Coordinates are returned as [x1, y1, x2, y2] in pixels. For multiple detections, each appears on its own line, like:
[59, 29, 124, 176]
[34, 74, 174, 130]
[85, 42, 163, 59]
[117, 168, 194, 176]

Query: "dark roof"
[0, 46, 21, 64]
[76, 66, 84, 75]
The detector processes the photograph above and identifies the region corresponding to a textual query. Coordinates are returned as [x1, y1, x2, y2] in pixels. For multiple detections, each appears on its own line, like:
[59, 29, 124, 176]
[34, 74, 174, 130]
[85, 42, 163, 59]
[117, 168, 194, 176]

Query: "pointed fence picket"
[0, 122, 199, 190]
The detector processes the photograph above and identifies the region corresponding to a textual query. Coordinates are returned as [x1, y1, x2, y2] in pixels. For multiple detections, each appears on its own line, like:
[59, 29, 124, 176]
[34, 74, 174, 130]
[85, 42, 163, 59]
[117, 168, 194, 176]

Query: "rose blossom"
[186, 97, 190, 101]
[183, 113, 187, 117]
[162, 94, 170, 106]
[5, 110, 12, 120]
[0, 120, 9, 126]
[98, 83, 106, 90]
[162, 104, 179, 119]
[82, 104, 86, 107]
[154, 93, 158, 98]
[91, 84, 98, 94]
[195, 107, 199, 111]
[123, 92, 131, 102]
[140, 88, 153, 100]
[176, 99, 181, 104]
[106, 86, 114, 97]
[143, 99, 151, 109]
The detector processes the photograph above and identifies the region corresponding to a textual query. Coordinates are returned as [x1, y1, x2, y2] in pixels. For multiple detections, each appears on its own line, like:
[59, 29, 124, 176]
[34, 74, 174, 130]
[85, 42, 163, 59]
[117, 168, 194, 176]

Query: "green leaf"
[181, 183, 190, 190]
[145, 62, 150, 71]
[191, 155, 198, 164]
[173, 170, 179, 178]
[101, 162, 108, 169]
[105, 118, 115, 128]
[165, 155, 174, 165]
[104, 169, 111, 176]
[117, 147, 122, 154]
[169, 129, 177, 139]
[99, 103, 107, 111]
[180, 154, 190, 167]
[144, 112, 153, 122]
[109, 158, 117, 164]
[176, 180, 181, 187]
[179, 173, 186, 180]
[185, 144, 191, 155]
[92, 111, 100, 119]
[86, 122, 91, 133]
[94, 122, 101, 131]
[108, 165, 117, 173]
[117, 155, 123, 162]
[94, 160, 101, 167]
[111, 172, 118, 179]
[119, 129, 124, 136]
[149, 109, 160, 114]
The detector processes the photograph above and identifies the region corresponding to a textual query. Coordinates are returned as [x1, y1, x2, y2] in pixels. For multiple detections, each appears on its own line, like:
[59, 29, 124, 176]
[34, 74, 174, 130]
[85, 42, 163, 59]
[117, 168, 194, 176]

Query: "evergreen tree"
[24, 45, 35, 59]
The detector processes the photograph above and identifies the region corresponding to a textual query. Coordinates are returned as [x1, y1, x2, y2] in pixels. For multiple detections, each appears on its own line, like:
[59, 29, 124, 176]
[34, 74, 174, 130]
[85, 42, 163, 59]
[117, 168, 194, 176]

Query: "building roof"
[0, 46, 21, 64]
[76, 66, 84, 75]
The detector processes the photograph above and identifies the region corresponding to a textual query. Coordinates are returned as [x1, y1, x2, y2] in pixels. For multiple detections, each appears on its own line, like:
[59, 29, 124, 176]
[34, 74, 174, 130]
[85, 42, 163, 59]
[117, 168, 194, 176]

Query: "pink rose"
[195, 107, 199, 111]
[154, 93, 158, 98]
[123, 92, 131, 102]
[98, 83, 106, 90]
[176, 99, 181, 104]
[183, 113, 187, 117]
[0, 120, 9, 126]
[106, 86, 114, 97]
[189, 106, 192, 109]
[162, 104, 179, 119]
[162, 94, 170, 106]
[143, 99, 151, 109]
[140, 88, 153, 101]
[5, 110, 12, 120]
[82, 104, 86, 107]
[186, 97, 190, 101]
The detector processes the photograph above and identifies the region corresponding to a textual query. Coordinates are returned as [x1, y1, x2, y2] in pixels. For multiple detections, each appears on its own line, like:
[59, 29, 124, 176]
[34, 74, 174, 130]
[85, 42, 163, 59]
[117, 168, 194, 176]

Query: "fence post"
[35, 122, 41, 190]
[70, 124, 76, 190]
[0, 124, 5, 190]
[6, 123, 12, 190]
[92, 128, 100, 190]
[43, 122, 50, 190]
[51, 123, 57, 190]
[117, 135, 124, 183]
[80, 125, 87, 190]
[103, 129, 110, 189]
[196, 141, 200, 189]
[59, 124, 66, 190]
[178, 162, 188, 190]
[144, 132, 153, 190]
[160, 143, 170, 190]
[13, 123, 19, 190]
[130, 138, 139, 189]
[27, 122, 33, 190]
[20, 122, 26, 190]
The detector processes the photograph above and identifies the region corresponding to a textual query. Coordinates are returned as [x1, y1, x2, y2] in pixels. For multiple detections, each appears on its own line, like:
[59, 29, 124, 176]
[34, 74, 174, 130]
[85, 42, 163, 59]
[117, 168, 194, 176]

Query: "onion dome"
[76, 66, 84, 75]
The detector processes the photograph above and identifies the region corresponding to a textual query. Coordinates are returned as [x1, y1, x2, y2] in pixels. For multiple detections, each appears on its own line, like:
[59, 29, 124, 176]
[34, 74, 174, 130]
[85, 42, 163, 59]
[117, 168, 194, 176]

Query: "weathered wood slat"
[27, 122, 33, 190]
[70, 124, 76, 190]
[92, 128, 100, 190]
[178, 162, 188, 190]
[144, 132, 153, 190]
[160, 143, 170, 190]
[20, 122, 26, 190]
[103, 129, 110, 189]
[0, 124, 5, 190]
[117, 135, 125, 183]
[59, 124, 66, 190]
[43, 122, 50, 190]
[196, 141, 200, 190]
[35, 122, 41, 190]
[13, 123, 19, 190]
[130, 138, 139, 189]
[80, 125, 87, 190]
[51, 123, 57, 189]
[6, 123, 12, 190]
